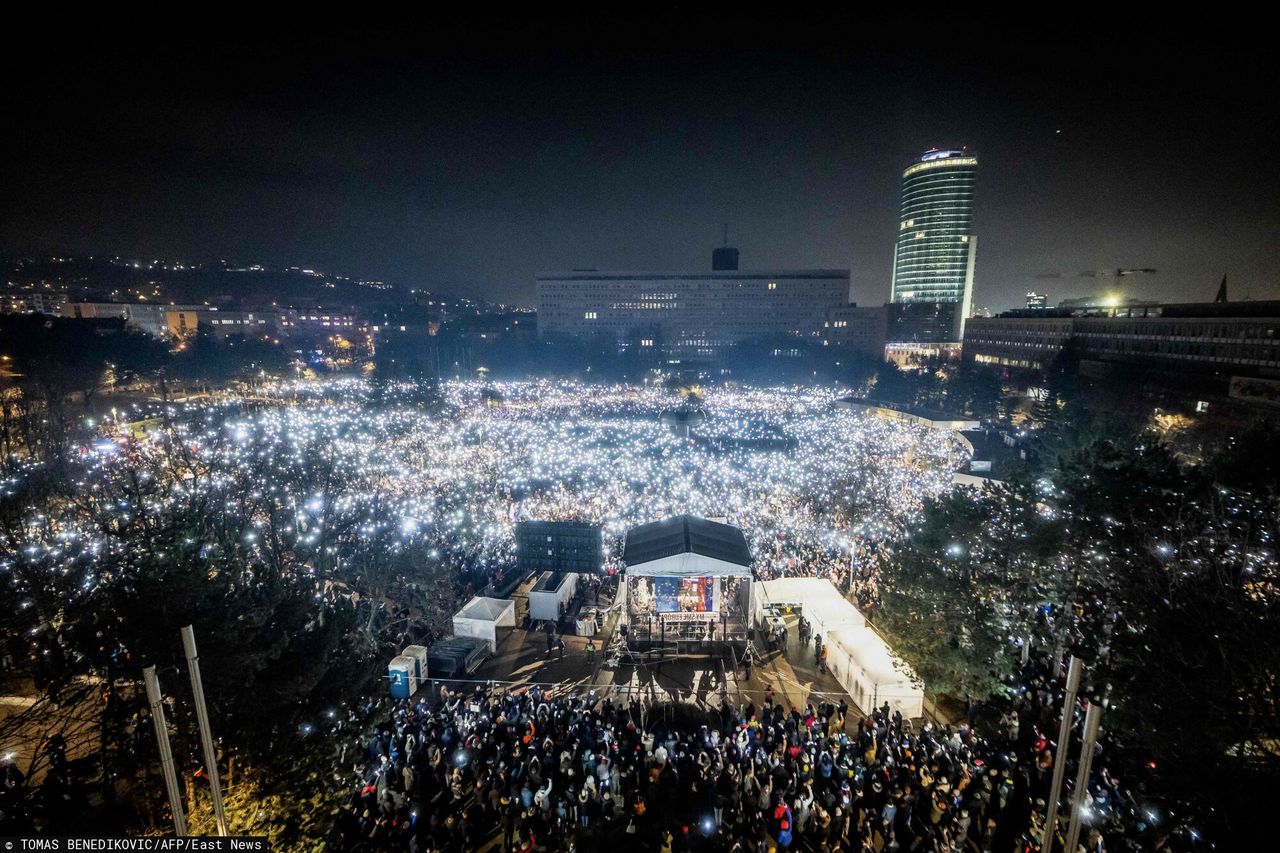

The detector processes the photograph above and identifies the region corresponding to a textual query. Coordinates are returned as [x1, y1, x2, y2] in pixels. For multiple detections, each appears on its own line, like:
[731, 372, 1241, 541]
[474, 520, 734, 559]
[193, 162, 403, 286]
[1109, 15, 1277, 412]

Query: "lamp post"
[1041, 655, 1083, 853]
[1063, 699, 1105, 853]
[182, 626, 229, 836]
[143, 666, 188, 837]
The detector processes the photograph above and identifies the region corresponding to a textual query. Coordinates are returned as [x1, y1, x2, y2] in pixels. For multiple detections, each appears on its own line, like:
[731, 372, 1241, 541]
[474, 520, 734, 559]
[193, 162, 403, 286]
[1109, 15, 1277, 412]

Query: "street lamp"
[1063, 696, 1106, 853]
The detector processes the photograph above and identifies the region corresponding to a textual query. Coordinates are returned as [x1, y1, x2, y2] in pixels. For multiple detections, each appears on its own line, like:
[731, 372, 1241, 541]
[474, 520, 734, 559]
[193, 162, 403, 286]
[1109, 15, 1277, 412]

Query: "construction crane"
[1035, 267, 1157, 283]
[1032, 268, 1157, 306]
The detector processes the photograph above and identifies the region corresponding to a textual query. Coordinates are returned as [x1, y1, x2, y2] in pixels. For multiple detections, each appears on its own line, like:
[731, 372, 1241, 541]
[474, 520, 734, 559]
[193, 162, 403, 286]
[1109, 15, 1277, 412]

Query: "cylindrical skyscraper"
[889, 149, 978, 341]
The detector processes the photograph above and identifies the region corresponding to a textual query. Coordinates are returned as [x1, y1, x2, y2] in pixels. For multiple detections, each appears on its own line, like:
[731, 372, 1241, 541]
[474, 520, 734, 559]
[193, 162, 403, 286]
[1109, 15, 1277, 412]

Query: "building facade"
[278, 309, 363, 336]
[62, 302, 206, 338]
[167, 309, 280, 340]
[889, 149, 978, 343]
[881, 302, 965, 364]
[2, 291, 66, 316]
[822, 304, 889, 360]
[964, 302, 1280, 407]
[966, 303, 1280, 374]
[536, 248, 849, 358]
[963, 315, 1079, 371]
[164, 307, 366, 341]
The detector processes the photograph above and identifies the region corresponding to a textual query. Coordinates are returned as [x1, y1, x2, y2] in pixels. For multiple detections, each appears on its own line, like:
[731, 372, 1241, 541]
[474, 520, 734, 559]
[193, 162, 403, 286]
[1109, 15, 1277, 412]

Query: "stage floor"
[462, 605, 864, 721]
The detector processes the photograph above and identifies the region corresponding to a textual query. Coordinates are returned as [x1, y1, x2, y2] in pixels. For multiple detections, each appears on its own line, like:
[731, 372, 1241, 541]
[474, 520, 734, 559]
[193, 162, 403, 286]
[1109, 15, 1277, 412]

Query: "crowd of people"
[335, 644, 1191, 853]
[0, 380, 1222, 848]
[5, 381, 958, 682]
[757, 535, 890, 612]
[210, 380, 960, 598]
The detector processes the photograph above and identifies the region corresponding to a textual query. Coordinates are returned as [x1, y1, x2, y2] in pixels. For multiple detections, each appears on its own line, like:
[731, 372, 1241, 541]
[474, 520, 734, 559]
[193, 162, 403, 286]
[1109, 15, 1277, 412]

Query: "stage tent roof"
[625, 515, 751, 566]
[452, 596, 516, 653]
[456, 596, 515, 623]
[624, 515, 753, 578]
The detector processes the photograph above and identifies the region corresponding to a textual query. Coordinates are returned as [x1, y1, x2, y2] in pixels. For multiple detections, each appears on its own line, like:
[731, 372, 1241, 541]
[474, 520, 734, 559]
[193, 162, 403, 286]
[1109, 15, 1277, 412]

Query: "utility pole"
[1041, 655, 1083, 853]
[143, 665, 188, 837]
[182, 625, 229, 836]
[1063, 698, 1105, 853]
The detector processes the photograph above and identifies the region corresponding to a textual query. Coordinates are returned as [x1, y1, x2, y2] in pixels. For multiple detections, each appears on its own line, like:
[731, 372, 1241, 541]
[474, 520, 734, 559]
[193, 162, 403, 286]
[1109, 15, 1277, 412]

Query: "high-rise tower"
[889, 149, 978, 341]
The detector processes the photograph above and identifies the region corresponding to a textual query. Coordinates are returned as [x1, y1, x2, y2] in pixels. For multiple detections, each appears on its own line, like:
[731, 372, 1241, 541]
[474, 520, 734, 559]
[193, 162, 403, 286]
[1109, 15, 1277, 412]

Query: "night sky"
[3, 8, 1277, 310]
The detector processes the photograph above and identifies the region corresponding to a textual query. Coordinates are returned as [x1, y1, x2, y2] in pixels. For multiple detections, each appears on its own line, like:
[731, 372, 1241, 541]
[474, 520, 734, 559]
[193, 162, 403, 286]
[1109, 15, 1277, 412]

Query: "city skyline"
[3, 10, 1278, 848]
[3, 10, 1277, 313]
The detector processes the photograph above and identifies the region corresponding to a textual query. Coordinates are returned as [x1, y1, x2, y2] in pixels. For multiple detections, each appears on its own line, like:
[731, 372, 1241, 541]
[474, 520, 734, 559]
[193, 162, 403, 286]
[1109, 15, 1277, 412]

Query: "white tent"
[754, 578, 923, 718]
[452, 596, 516, 653]
[754, 577, 865, 637]
[825, 627, 924, 719]
[805, 594, 867, 640]
[754, 577, 829, 620]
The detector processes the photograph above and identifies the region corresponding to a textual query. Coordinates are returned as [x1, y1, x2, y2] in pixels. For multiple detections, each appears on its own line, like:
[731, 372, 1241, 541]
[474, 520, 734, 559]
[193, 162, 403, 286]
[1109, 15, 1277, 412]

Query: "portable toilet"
[401, 645, 429, 683]
[388, 655, 417, 700]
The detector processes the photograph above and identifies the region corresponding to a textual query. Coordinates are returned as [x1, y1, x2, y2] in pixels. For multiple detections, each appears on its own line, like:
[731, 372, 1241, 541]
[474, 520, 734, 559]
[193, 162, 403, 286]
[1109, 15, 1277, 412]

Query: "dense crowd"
[1, 379, 961, 837]
[0, 380, 1238, 848]
[336, 645, 1195, 853]
[6, 380, 961, 624]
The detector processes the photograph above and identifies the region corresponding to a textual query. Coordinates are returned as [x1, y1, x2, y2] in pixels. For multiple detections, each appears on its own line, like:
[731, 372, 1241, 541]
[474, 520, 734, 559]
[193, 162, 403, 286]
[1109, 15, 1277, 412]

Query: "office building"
[963, 300, 1280, 410]
[278, 309, 363, 335]
[884, 302, 965, 365]
[889, 149, 978, 343]
[62, 301, 206, 338]
[166, 309, 280, 340]
[1056, 295, 1159, 313]
[1026, 292, 1048, 309]
[536, 245, 850, 358]
[2, 291, 66, 316]
[822, 304, 889, 360]
[163, 307, 366, 341]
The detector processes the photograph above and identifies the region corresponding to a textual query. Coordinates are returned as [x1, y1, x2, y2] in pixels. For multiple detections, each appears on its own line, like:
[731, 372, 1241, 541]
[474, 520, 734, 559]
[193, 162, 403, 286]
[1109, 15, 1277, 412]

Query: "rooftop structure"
[623, 514, 752, 571]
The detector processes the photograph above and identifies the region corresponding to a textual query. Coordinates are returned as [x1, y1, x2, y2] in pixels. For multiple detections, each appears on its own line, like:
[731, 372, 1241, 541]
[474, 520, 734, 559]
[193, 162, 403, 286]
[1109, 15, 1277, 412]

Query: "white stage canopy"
[755, 577, 865, 638]
[627, 552, 752, 578]
[452, 596, 516, 653]
[623, 516, 754, 631]
[754, 577, 923, 718]
[624, 515, 753, 578]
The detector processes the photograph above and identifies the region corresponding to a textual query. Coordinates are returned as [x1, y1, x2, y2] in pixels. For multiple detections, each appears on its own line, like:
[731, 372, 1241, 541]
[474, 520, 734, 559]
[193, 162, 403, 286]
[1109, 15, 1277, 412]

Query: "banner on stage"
[653, 576, 715, 614]
[658, 610, 717, 623]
